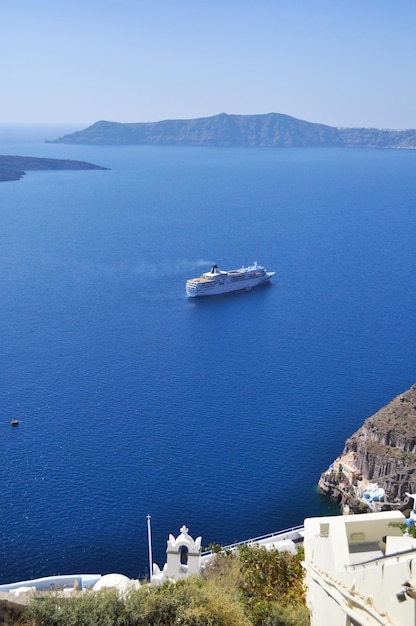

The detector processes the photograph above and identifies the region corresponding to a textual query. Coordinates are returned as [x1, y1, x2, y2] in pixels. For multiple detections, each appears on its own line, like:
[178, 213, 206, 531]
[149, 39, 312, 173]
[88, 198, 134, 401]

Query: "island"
[0, 155, 109, 183]
[47, 112, 416, 149]
[319, 384, 416, 514]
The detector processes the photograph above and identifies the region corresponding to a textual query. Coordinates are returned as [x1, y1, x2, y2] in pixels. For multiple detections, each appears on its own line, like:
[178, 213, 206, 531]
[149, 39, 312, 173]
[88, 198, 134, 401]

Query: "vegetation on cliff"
[48, 113, 416, 149]
[319, 385, 416, 512]
[17, 546, 308, 626]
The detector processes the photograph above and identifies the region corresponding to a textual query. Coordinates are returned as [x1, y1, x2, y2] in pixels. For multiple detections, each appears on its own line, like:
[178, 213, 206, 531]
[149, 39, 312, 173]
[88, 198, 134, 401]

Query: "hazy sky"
[2, 0, 415, 128]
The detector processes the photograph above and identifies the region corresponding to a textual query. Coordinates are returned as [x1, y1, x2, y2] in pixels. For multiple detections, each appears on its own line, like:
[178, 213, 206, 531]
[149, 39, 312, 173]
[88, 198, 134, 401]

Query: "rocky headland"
[0, 155, 109, 182]
[319, 384, 416, 514]
[47, 112, 416, 149]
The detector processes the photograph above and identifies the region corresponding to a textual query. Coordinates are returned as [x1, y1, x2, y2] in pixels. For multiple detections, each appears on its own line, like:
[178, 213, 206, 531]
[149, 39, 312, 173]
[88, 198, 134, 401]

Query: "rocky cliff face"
[319, 385, 416, 511]
[344, 385, 416, 501]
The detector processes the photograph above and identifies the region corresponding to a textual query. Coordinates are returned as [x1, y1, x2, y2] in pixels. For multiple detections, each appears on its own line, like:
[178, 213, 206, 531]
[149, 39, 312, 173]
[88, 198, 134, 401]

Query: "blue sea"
[1, 125, 415, 584]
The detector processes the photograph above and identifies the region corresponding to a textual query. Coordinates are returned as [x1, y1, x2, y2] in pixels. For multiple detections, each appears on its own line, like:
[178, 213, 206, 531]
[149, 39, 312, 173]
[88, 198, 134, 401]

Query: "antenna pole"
[146, 514, 153, 582]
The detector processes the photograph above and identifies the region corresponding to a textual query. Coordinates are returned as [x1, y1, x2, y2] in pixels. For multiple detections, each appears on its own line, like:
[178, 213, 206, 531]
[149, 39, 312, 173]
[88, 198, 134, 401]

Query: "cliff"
[47, 113, 416, 149]
[319, 385, 416, 513]
[0, 155, 109, 182]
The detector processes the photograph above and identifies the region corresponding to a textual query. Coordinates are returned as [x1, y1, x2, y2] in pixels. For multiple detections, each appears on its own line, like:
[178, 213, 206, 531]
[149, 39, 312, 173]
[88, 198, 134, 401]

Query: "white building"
[303, 511, 416, 626]
[151, 525, 202, 585]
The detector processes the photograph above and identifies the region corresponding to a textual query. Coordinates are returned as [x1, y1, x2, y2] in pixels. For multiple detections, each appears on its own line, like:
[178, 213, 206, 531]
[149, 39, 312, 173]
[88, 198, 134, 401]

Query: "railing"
[200, 524, 304, 556]
[0, 574, 101, 594]
[345, 545, 416, 571]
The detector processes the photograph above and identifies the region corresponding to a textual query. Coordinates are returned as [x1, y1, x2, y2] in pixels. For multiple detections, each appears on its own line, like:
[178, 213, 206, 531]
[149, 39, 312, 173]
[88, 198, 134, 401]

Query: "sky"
[1, 0, 416, 129]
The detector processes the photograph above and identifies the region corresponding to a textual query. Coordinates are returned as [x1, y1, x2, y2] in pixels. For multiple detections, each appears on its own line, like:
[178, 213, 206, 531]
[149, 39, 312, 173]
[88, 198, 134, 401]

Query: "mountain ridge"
[47, 112, 416, 148]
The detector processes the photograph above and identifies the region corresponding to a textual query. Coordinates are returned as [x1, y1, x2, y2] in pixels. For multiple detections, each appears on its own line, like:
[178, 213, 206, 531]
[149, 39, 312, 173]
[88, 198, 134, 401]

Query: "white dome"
[93, 573, 133, 592]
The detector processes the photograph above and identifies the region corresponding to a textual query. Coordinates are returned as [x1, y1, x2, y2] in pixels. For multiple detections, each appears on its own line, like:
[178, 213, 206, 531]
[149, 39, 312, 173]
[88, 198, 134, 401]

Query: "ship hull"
[186, 270, 275, 298]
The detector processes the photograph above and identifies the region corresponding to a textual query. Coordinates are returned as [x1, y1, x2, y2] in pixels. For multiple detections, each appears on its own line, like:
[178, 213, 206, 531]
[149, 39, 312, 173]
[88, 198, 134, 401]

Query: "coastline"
[318, 384, 416, 515]
[0, 155, 109, 182]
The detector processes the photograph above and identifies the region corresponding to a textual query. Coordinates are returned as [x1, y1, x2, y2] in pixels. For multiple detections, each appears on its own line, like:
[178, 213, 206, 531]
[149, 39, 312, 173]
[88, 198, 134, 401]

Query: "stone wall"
[0, 593, 28, 626]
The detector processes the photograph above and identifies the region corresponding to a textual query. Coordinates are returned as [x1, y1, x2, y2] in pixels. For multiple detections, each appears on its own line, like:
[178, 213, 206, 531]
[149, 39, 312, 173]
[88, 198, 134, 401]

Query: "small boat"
[10, 419, 19, 426]
[186, 261, 275, 297]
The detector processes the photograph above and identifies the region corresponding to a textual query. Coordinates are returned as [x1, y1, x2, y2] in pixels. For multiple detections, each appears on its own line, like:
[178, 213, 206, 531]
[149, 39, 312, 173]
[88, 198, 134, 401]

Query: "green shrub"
[23, 589, 127, 626]
[390, 519, 416, 538]
[124, 577, 250, 626]
[239, 545, 306, 606]
[22, 545, 309, 626]
[255, 601, 310, 626]
[238, 545, 307, 625]
[201, 550, 242, 595]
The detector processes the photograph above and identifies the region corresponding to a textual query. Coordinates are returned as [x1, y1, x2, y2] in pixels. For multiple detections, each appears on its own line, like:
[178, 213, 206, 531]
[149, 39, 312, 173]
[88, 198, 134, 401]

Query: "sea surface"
[1, 125, 415, 583]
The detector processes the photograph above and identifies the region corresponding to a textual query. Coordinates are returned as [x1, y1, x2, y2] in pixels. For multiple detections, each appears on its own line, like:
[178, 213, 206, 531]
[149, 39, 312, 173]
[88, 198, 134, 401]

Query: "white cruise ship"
[186, 262, 275, 297]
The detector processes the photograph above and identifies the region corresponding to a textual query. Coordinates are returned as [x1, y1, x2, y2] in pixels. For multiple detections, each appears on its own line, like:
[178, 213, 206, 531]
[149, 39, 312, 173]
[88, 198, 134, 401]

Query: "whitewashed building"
[151, 525, 202, 585]
[303, 511, 416, 626]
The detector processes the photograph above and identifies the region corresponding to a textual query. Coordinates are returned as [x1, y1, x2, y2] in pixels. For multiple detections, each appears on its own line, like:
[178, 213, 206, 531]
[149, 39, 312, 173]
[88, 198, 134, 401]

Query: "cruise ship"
[186, 262, 275, 297]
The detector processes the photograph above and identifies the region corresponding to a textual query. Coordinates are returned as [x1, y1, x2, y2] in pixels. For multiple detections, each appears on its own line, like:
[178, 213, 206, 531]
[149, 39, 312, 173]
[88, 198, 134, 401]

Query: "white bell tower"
[151, 525, 202, 585]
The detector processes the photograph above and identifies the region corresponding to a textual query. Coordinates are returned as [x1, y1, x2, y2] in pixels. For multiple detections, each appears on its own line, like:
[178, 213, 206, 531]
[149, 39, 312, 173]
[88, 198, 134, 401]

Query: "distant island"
[0, 155, 109, 182]
[47, 113, 416, 149]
